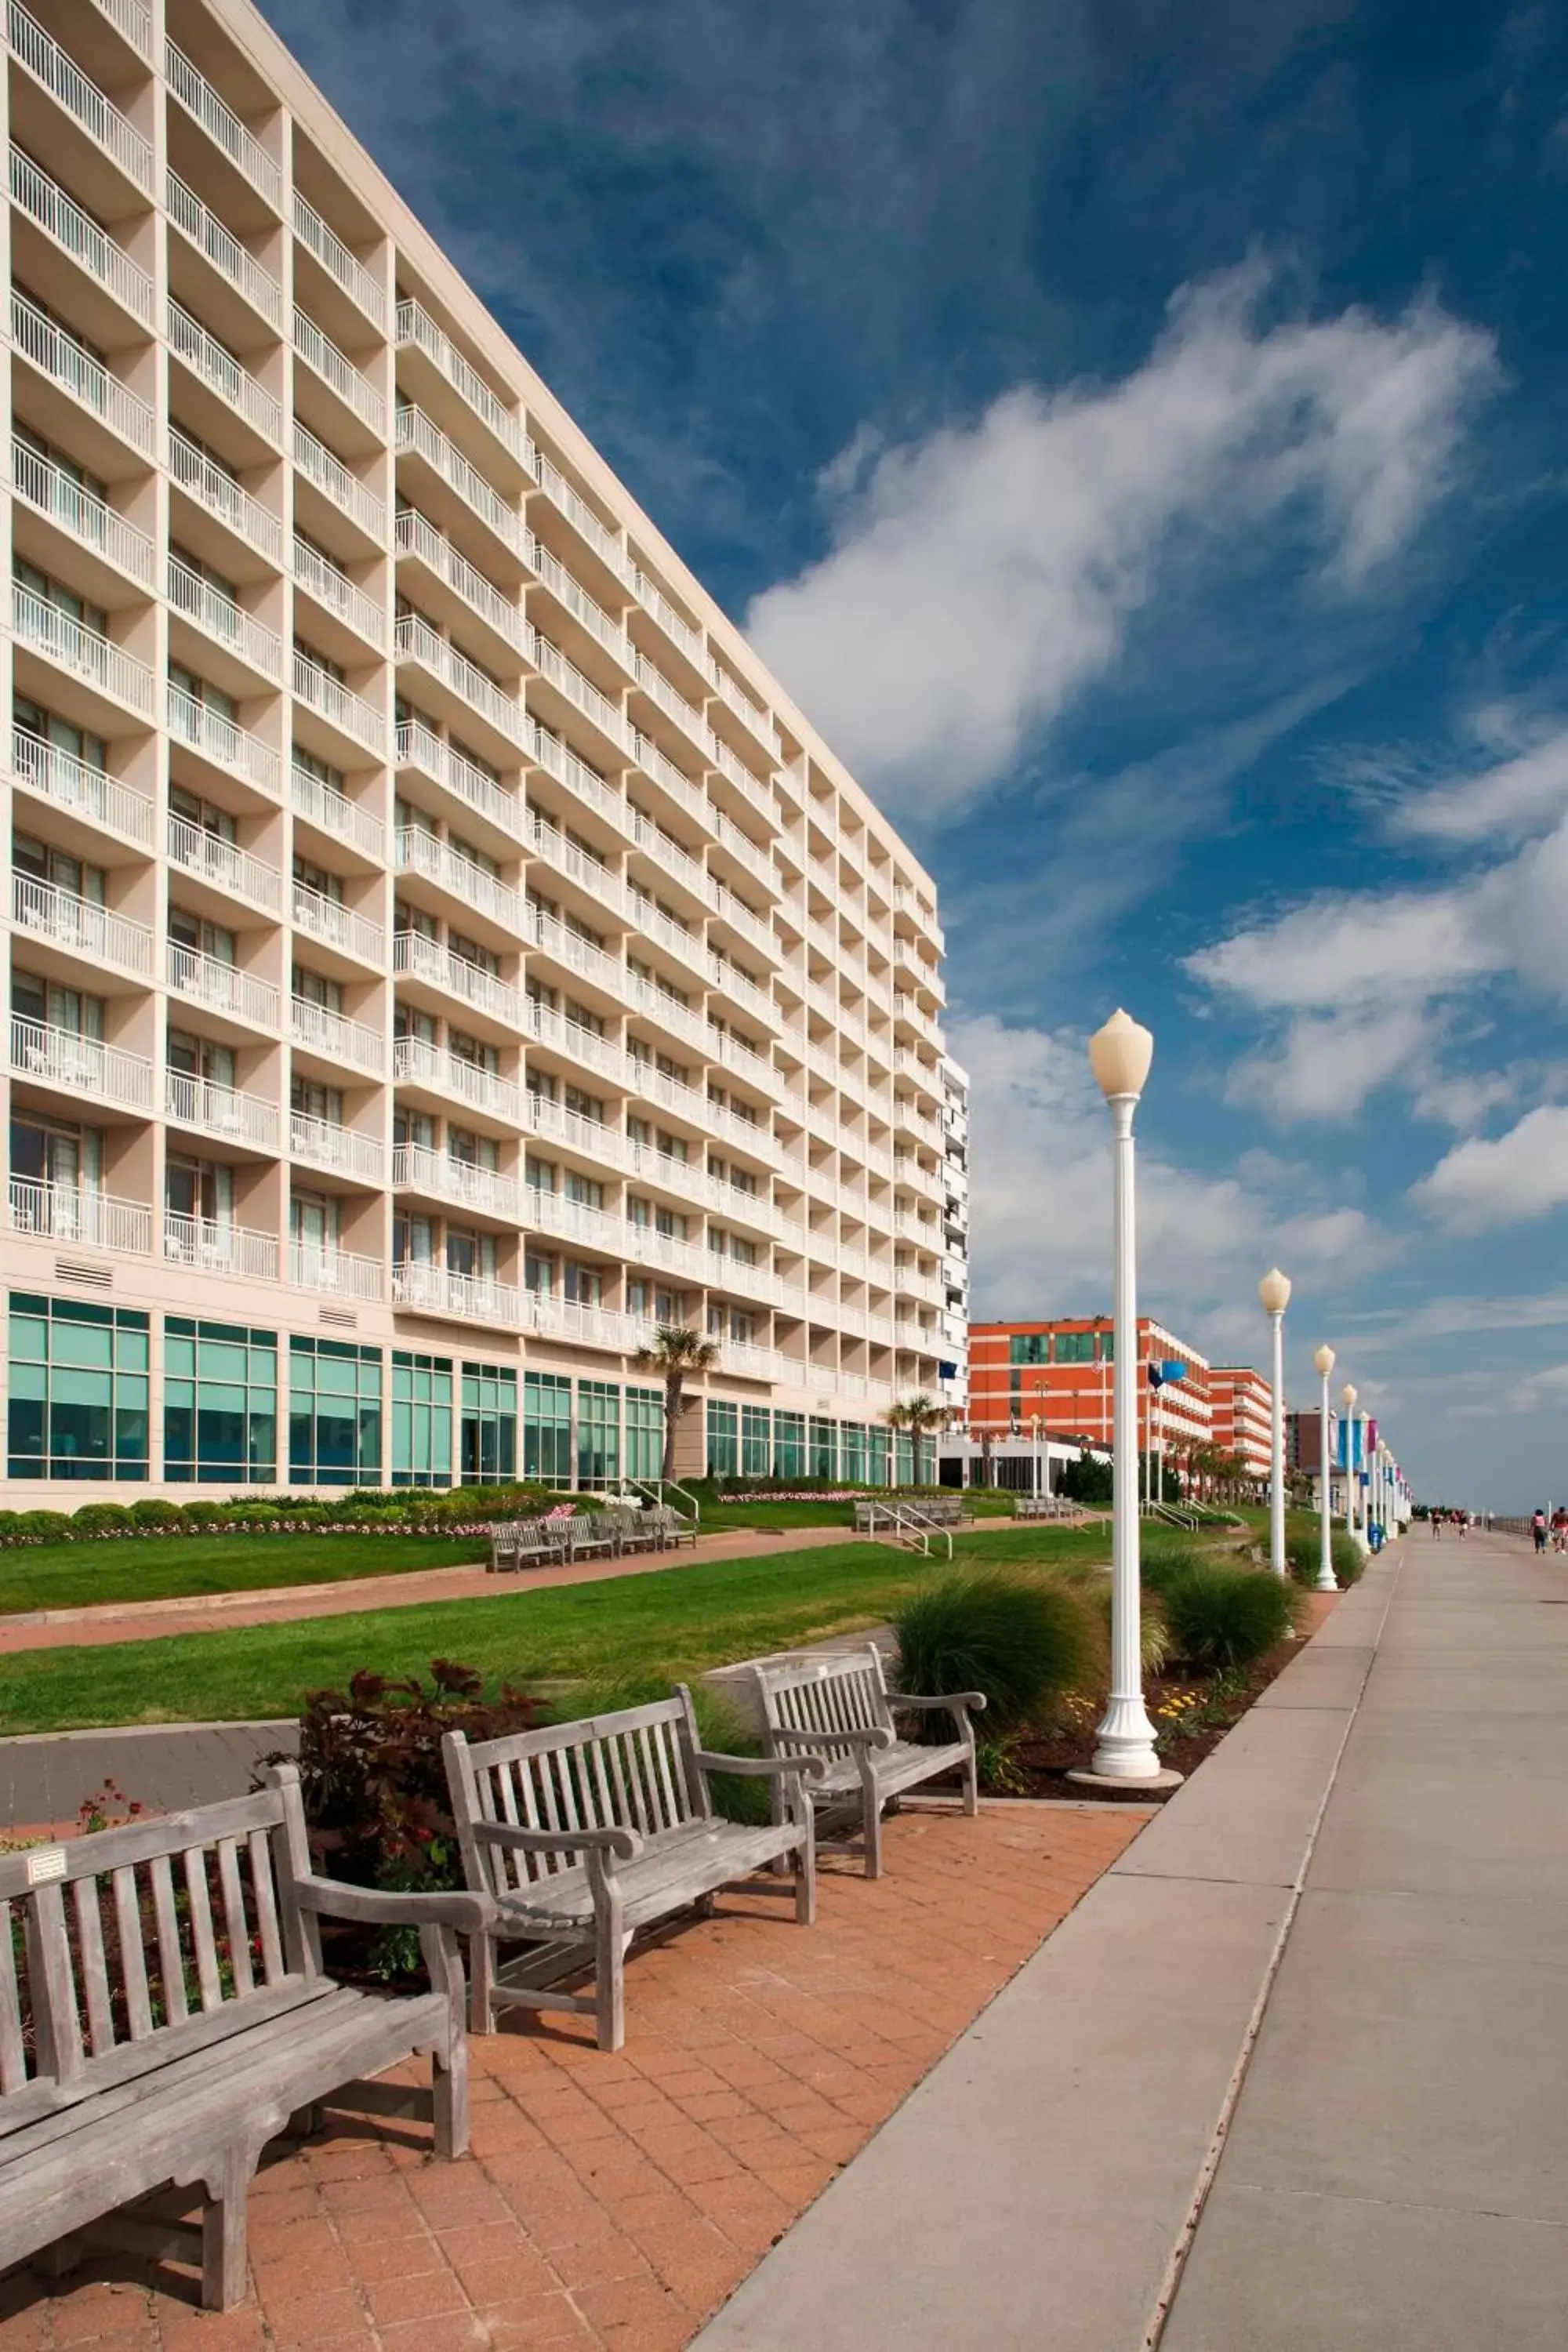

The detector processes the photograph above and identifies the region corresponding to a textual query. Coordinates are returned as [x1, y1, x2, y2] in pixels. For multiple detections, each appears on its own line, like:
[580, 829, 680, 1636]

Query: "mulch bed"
[1007, 1639, 1302, 1798]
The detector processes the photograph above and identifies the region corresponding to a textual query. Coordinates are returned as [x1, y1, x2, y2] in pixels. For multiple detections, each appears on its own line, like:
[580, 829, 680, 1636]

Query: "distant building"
[967, 1316, 1211, 1471]
[1208, 1367, 1274, 1488]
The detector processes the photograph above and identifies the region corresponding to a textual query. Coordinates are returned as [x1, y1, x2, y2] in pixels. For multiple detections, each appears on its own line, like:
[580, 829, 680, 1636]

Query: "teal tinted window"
[392, 1351, 453, 1488]
[576, 1380, 619, 1489]
[1010, 1334, 1050, 1365]
[460, 1361, 517, 1484]
[840, 1423, 866, 1484]
[868, 1425, 891, 1486]
[706, 1398, 738, 1479]
[741, 1405, 770, 1478]
[164, 1318, 278, 1484]
[895, 1431, 915, 1487]
[8, 1294, 149, 1481]
[523, 1371, 572, 1485]
[289, 1338, 382, 1486]
[809, 1417, 837, 1480]
[625, 1385, 663, 1480]
[772, 1410, 804, 1480]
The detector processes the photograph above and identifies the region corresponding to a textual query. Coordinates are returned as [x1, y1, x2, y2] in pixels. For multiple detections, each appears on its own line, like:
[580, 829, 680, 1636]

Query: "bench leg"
[863, 1795, 884, 1881]
[201, 2149, 252, 2313]
[469, 1930, 497, 2035]
[795, 1824, 816, 1926]
[593, 1878, 626, 2053]
[964, 1738, 980, 1817]
[432, 2033, 469, 2160]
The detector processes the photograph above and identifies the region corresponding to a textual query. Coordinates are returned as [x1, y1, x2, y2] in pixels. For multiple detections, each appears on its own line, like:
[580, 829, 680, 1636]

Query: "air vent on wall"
[55, 1259, 112, 1290]
[319, 1306, 357, 1330]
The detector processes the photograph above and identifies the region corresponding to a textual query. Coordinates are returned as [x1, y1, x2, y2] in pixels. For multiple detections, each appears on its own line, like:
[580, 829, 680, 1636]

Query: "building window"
[523, 1370, 571, 1485]
[895, 1431, 915, 1487]
[625, 1385, 663, 1481]
[772, 1410, 804, 1480]
[392, 1351, 453, 1488]
[841, 1423, 867, 1484]
[8, 1294, 149, 1481]
[741, 1405, 771, 1478]
[868, 1425, 891, 1487]
[461, 1362, 517, 1485]
[809, 1417, 837, 1481]
[1010, 1333, 1051, 1365]
[289, 1338, 382, 1486]
[706, 1398, 739, 1479]
[576, 1379, 619, 1489]
[165, 1319, 277, 1484]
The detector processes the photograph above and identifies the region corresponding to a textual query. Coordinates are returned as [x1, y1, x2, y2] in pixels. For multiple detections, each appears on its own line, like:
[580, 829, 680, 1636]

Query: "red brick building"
[967, 1316, 1211, 1466]
[1207, 1366, 1274, 1488]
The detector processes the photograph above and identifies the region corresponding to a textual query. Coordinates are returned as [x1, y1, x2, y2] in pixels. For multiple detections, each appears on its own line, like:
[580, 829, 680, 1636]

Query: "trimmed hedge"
[0, 1483, 569, 1548]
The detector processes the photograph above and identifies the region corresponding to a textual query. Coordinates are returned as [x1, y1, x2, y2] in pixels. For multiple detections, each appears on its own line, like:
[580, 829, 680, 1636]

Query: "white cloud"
[1395, 725, 1568, 847]
[1410, 1103, 1568, 1231]
[1225, 1002, 1440, 1120]
[746, 263, 1496, 817]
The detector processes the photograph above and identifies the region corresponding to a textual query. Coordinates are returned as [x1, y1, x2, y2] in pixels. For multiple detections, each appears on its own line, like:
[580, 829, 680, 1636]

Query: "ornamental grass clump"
[1286, 1527, 1368, 1588]
[892, 1568, 1095, 1736]
[1158, 1560, 1301, 1671]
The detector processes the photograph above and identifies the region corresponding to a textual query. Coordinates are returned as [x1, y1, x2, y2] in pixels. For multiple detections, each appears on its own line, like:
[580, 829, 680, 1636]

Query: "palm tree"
[633, 1324, 720, 1484]
[886, 1392, 947, 1490]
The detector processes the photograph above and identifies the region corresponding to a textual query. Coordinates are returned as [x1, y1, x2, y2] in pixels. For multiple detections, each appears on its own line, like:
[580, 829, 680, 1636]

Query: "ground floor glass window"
[706, 1398, 738, 1478]
[808, 1417, 837, 1481]
[773, 1410, 804, 1479]
[523, 1371, 571, 1485]
[626, 1385, 663, 1480]
[8, 1292, 149, 1480]
[392, 1351, 453, 1487]
[741, 1405, 770, 1478]
[289, 1338, 382, 1486]
[461, 1362, 517, 1484]
[165, 1319, 277, 1483]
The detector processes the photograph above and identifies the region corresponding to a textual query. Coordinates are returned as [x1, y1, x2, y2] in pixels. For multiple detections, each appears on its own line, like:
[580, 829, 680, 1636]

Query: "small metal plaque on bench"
[26, 1847, 67, 1886]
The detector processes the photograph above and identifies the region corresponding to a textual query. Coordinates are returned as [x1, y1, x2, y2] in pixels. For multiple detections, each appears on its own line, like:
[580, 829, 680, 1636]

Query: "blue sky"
[261, 0, 1568, 1506]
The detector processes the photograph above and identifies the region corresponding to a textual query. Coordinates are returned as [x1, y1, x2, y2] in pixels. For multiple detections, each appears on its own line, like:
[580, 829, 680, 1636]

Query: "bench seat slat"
[489, 1817, 800, 1934]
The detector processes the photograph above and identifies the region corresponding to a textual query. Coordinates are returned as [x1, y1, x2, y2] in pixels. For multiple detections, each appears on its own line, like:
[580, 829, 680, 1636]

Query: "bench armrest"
[472, 1821, 644, 1863]
[769, 1726, 895, 1752]
[895, 1691, 989, 1714]
[693, 1749, 829, 1782]
[293, 1875, 496, 1934]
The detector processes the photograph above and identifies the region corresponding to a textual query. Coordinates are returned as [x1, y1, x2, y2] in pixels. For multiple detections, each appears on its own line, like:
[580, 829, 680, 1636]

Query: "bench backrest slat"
[72, 1876, 114, 2059]
[755, 1649, 894, 1761]
[0, 1902, 27, 2095]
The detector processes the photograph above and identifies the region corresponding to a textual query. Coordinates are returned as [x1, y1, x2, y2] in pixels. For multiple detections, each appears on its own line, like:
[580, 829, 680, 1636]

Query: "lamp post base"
[1067, 1763, 1185, 1795]
[1314, 1569, 1338, 1593]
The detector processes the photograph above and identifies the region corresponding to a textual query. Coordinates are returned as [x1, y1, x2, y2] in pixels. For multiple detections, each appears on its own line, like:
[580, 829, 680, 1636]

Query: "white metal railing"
[526, 1293, 662, 1355]
[167, 681, 281, 795]
[627, 889, 705, 981]
[293, 420, 385, 539]
[9, 1178, 151, 1254]
[393, 929, 518, 1024]
[7, 5, 152, 187]
[166, 171, 281, 327]
[294, 306, 385, 435]
[293, 192, 385, 328]
[533, 449, 632, 582]
[167, 299, 281, 445]
[394, 405, 522, 553]
[11, 435, 154, 583]
[706, 656, 780, 755]
[528, 903, 624, 998]
[291, 880, 382, 964]
[291, 534, 384, 649]
[289, 1109, 383, 1181]
[632, 648, 709, 757]
[10, 145, 152, 321]
[165, 813, 281, 909]
[626, 1057, 706, 1130]
[527, 1090, 627, 1171]
[13, 579, 154, 713]
[526, 716, 632, 838]
[290, 762, 384, 861]
[164, 1211, 278, 1280]
[396, 506, 525, 648]
[11, 1015, 152, 1108]
[708, 729, 775, 821]
[11, 289, 153, 452]
[393, 1035, 519, 1121]
[393, 1260, 517, 1329]
[167, 425, 281, 561]
[394, 297, 527, 464]
[167, 942, 278, 1029]
[710, 953, 775, 1027]
[396, 825, 521, 933]
[394, 1142, 517, 1219]
[626, 1132, 705, 1200]
[164, 38, 278, 207]
[394, 609, 525, 744]
[290, 993, 384, 1076]
[9, 728, 152, 843]
[627, 808, 712, 910]
[89, 0, 151, 60]
[711, 880, 775, 962]
[630, 724, 713, 834]
[526, 532, 631, 670]
[624, 968, 706, 1054]
[289, 1241, 383, 1300]
[292, 647, 386, 753]
[527, 810, 623, 916]
[168, 554, 282, 680]
[711, 808, 776, 891]
[530, 626, 627, 750]
[531, 1187, 625, 1259]
[11, 871, 151, 973]
[523, 995, 622, 1083]
[629, 560, 704, 666]
[713, 1027, 777, 1095]
[396, 717, 521, 840]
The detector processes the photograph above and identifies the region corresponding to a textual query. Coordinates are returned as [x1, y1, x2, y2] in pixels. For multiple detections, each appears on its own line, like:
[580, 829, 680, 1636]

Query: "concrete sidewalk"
[697, 1531, 1566, 2350]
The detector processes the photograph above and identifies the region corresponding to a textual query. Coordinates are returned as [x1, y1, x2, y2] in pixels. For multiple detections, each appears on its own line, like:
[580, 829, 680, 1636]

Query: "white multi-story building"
[0, 0, 951, 1496]
[938, 1054, 968, 1421]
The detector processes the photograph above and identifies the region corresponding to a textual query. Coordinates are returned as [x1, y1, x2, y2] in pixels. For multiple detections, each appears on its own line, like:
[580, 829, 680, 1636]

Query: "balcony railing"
[294, 420, 385, 540]
[164, 38, 279, 208]
[91, 0, 151, 60]
[11, 289, 152, 452]
[523, 996, 623, 1085]
[394, 609, 526, 745]
[528, 903, 624, 1000]
[13, 579, 154, 714]
[529, 626, 628, 753]
[168, 425, 281, 561]
[12, 871, 153, 975]
[631, 648, 709, 761]
[706, 656, 781, 757]
[393, 1142, 517, 1219]
[10, 145, 153, 321]
[10, 727, 153, 844]
[710, 953, 774, 1028]
[628, 891, 705, 979]
[291, 880, 383, 965]
[532, 450, 633, 584]
[167, 299, 282, 446]
[163, 1210, 278, 1280]
[627, 808, 712, 911]
[289, 1109, 383, 1181]
[395, 506, 525, 650]
[292, 533, 384, 649]
[10, 1014, 152, 1109]
[290, 762, 384, 861]
[395, 826, 521, 935]
[293, 192, 385, 329]
[9, 1178, 151, 1254]
[392, 1260, 517, 1330]
[394, 297, 527, 465]
[526, 715, 632, 839]
[290, 993, 385, 1076]
[166, 171, 281, 328]
[630, 723, 713, 835]
[393, 1035, 520, 1122]
[289, 1241, 383, 1300]
[168, 554, 282, 681]
[624, 967, 706, 1054]
[167, 681, 281, 796]
[294, 306, 385, 436]
[629, 560, 705, 667]
[292, 648, 385, 754]
[166, 811, 281, 912]
[527, 811, 623, 918]
[12, 435, 154, 583]
[526, 531, 631, 670]
[167, 942, 279, 1029]
[396, 717, 522, 840]
[527, 1091, 627, 1171]
[393, 928, 517, 1025]
[394, 405, 521, 554]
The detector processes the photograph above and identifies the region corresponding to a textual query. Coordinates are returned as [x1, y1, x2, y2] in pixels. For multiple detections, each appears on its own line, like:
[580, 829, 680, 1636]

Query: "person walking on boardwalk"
[1533, 1508, 1548, 1554]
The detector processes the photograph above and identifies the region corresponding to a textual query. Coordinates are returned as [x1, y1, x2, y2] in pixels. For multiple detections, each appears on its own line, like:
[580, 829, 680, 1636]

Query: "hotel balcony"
[10, 1014, 153, 1113]
[167, 812, 282, 917]
[291, 761, 386, 867]
[392, 1258, 517, 1331]
[166, 169, 282, 335]
[291, 879, 383, 971]
[393, 927, 518, 1030]
[169, 427, 283, 568]
[393, 608, 527, 761]
[165, 1067, 278, 1152]
[168, 554, 284, 690]
[394, 296, 531, 487]
[162, 1210, 279, 1281]
[292, 646, 386, 760]
[294, 420, 386, 554]
[167, 681, 281, 800]
[395, 505, 528, 670]
[9, 145, 153, 338]
[294, 191, 386, 333]
[167, 941, 279, 1033]
[7, 0, 154, 198]
[13, 577, 154, 725]
[10, 289, 154, 468]
[394, 403, 526, 577]
[292, 533, 386, 655]
[293, 305, 385, 446]
[10, 728, 154, 851]
[9, 1176, 152, 1254]
[396, 716, 524, 852]
[289, 1107, 384, 1183]
[11, 872, 154, 982]
[289, 991, 385, 1079]
[392, 1034, 520, 1124]
[394, 825, 521, 940]
[12, 435, 155, 594]
[164, 37, 281, 211]
[392, 1141, 518, 1221]
[289, 1240, 384, 1301]
[166, 298, 283, 459]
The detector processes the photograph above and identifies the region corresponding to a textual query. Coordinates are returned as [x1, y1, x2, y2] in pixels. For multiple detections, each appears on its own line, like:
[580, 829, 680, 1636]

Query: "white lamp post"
[1313, 1345, 1338, 1591]
[1082, 1010, 1167, 1783]
[1341, 1383, 1359, 1545]
[1258, 1269, 1291, 1577]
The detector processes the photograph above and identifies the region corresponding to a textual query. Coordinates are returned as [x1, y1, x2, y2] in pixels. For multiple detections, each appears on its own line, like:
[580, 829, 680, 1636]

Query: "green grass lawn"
[0, 1523, 1110, 1736]
[0, 1533, 489, 1617]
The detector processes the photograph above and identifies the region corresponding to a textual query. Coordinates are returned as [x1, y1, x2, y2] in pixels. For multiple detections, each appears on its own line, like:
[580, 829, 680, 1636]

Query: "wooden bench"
[0, 1763, 492, 2311]
[551, 1512, 619, 1563]
[444, 1690, 824, 2052]
[602, 1507, 662, 1555]
[488, 1518, 564, 1573]
[1014, 1494, 1089, 1523]
[851, 1496, 971, 1532]
[753, 1646, 986, 1878]
[647, 1504, 698, 1550]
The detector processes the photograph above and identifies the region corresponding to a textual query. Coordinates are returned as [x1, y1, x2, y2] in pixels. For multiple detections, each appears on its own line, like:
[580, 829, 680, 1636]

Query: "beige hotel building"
[0, 0, 955, 1496]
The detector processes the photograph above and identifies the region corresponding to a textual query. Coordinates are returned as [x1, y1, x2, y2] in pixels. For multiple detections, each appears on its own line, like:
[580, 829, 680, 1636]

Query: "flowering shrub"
[0, 1483, 568, 1547]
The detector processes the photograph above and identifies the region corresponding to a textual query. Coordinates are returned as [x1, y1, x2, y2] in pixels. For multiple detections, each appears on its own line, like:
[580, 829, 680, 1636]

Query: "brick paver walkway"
[0, 1802, 1146, 2351]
